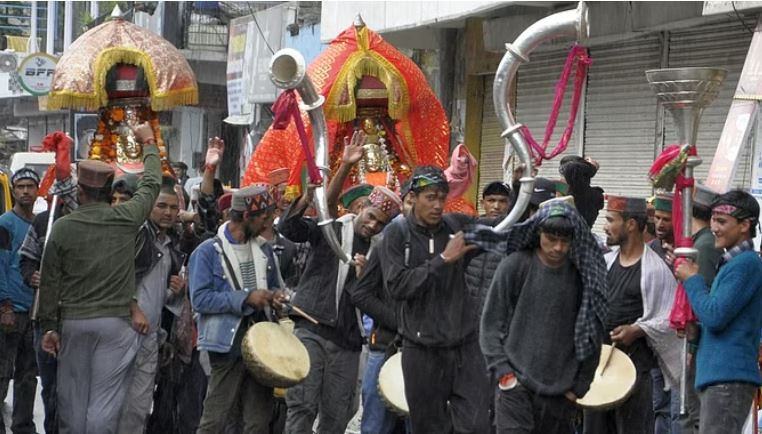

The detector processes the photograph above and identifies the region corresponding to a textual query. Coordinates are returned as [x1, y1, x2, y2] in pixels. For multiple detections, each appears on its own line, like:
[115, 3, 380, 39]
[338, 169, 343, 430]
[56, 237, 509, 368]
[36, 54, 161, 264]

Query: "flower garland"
[88, 105, 172, 176]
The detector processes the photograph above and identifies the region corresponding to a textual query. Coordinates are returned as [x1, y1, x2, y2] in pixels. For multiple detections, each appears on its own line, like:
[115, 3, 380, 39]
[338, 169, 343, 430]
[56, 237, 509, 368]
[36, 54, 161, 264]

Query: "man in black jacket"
[380, 165, 490, 433]
[280, 131, 403, 434]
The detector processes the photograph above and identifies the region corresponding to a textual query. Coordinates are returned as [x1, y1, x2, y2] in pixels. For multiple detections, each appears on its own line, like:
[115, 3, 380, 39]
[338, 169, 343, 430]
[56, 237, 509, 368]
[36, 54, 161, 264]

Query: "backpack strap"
[213, 236, 243, 291]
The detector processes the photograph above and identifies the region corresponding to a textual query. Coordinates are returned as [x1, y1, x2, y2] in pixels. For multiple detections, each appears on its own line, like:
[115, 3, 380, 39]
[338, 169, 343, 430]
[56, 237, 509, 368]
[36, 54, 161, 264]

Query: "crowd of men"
[0, 125, 761, 434]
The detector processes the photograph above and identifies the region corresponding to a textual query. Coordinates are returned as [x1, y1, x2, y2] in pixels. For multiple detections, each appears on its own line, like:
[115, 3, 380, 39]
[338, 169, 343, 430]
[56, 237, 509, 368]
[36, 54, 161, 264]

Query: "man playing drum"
[189, 185, 286, 433]
[479, 200, 607, 433]
[584, 195, 681, 434]
[279, 132, 402, 434]
[380, 165, 492, 434]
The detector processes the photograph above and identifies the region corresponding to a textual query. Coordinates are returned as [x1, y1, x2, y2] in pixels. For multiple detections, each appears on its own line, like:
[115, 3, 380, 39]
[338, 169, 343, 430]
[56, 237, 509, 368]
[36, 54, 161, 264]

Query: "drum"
[577, 344, 637, 410]
[241, 321, 310, 389]
[378, 352, 409, 415]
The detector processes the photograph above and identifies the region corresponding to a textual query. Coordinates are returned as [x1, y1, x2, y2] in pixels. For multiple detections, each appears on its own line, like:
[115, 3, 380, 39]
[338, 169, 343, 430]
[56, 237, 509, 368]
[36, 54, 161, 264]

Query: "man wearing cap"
[380, 164, 492, 433]
[38, 122, 162, 434]
[339, 183, 374, 215]
[17, 131, 78, 434]
[190, 184, 285, 433]
[648, 193, 674, 262]
[675, 190, 762, 434]
[0, 166, 40, 434]
[280, 131, 402, 434]
[526, 177, 557, 219]
[584, 195, 681, 434]
[677, 184, 723, 434]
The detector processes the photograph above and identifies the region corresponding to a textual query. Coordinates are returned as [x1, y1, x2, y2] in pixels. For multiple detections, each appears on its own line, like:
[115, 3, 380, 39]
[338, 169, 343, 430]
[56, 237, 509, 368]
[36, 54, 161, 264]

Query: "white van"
[9, 152, 55, 214]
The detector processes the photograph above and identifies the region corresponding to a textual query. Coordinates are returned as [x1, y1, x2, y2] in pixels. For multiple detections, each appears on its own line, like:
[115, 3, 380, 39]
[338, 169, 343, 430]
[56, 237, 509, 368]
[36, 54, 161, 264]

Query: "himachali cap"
[653, 193, 673, 213]
[606, 194, 647, 215]
[368, 186, 403, 220]
[267, 168, 290, 187]
[340, 183, 373, 209]
[78, 160, 115, 188]
[217, 192, 233, 213]
[232, 185, 275, 213]
[693, 184, 719, 209]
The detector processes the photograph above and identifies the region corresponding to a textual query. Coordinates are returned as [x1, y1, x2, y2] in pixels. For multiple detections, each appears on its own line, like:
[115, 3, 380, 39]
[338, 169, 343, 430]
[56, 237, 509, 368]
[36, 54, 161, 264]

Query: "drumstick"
[599, 343, 616, 376]
[289, 304, 320, 325]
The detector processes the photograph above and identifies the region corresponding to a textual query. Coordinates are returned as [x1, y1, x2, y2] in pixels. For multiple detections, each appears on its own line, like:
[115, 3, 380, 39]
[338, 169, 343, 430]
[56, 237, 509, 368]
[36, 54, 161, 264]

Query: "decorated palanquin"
[47, 17, 198, 176]
[243, 21, 475, 214]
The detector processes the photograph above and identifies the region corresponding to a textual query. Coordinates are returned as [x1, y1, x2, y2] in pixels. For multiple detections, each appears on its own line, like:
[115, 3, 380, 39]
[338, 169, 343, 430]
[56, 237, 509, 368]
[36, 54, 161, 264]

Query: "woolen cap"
[77, 160, 115, 188]
[693, 184, 719, 209]
[340, 184, 373, 209]
[232, 185, 275, 213]
[606, 194, 647, 215]
[653, 193, 673, 213]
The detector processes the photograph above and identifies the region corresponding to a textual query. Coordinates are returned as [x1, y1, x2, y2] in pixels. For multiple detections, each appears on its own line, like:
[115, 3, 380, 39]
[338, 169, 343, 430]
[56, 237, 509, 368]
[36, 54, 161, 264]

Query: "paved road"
[2, 379, 45, 433]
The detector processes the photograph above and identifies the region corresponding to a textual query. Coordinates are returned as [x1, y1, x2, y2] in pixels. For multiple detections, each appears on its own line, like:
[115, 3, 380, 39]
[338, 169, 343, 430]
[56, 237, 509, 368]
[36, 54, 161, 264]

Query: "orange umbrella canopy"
[47, 18, 198, 112]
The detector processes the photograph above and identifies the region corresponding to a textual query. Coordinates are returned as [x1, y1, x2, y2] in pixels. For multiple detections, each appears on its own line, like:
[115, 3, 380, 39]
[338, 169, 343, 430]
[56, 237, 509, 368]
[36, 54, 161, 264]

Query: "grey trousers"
[196, 350, 274, 434]
[57, 317, 140, 434]
[698, 382, 756, 434]
[284, 327, 360, 434]
[117, 333, 159, 434]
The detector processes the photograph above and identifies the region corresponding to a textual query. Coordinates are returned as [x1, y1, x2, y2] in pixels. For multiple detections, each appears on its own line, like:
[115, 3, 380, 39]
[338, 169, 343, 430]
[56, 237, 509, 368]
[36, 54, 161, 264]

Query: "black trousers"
[495, 383, 576, 434]
[582, 369, 654, 434]
[402, 339, 490, 434]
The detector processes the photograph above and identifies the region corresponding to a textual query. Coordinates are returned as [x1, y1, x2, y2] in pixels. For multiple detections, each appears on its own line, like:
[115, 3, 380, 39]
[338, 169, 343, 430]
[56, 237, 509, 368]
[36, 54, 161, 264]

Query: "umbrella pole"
[680, 336, 688, 415]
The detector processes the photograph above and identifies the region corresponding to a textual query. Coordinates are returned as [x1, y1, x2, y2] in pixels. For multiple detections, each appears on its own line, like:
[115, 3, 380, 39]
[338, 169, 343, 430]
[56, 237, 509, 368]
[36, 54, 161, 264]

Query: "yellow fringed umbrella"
[47, 18, 198, 112]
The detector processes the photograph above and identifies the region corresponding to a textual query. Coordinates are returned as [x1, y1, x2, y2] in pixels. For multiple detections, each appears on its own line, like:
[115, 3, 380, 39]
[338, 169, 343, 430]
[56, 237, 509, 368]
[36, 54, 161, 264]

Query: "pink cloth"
[444, 144, 478, 200]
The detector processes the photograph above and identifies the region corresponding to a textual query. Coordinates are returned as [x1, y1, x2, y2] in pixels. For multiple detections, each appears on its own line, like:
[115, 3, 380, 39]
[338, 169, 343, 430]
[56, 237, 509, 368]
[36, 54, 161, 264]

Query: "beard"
[606, 232, 627, 246]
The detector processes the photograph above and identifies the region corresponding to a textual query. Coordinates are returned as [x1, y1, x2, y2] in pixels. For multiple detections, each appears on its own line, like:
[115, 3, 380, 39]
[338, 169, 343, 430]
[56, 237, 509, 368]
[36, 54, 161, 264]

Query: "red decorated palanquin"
[243, 22, 474, 214]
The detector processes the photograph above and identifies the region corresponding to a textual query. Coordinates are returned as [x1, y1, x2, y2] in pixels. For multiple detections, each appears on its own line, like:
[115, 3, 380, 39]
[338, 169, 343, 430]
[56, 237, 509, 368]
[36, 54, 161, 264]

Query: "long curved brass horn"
[269, 48, 352, 264]
[493, 2, 589, 231]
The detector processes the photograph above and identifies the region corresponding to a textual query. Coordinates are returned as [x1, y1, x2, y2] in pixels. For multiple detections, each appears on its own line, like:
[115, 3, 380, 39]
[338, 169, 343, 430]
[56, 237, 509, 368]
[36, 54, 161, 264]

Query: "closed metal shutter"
[666, 21, 754, 189]
[478, 76, 507, 201]
[584, 35, 663, 232]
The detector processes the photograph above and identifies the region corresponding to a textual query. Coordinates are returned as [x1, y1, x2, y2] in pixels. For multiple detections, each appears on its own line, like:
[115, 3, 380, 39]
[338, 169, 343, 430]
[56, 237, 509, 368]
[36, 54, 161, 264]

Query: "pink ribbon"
[521, 44, 592, 167]
[271, 90, 323, 184]
[669, 145, 699, 330]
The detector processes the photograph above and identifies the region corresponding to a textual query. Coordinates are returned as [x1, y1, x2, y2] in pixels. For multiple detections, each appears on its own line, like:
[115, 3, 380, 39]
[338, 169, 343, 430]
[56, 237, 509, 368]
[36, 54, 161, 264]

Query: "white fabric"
[605, 244, 682, 389]
[214, 222, 269, 292]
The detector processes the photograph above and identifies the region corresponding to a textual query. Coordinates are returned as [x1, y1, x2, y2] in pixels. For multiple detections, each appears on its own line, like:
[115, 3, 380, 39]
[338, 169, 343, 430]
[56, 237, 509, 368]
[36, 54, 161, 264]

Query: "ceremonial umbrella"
[47, 18, 198, 112]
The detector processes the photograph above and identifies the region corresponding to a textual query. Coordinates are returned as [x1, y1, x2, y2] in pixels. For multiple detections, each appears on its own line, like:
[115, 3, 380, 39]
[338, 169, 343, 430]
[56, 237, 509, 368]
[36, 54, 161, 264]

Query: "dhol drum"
[577, 344, 637, 410]
[241, 321, 310, 389]
[378, 352, 409, 415]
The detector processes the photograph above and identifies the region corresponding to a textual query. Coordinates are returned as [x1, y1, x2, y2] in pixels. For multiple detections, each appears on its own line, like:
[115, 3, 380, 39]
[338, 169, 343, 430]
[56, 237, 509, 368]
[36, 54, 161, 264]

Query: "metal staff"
[646, 67, 726, 415]
[30, 194, 58, 321]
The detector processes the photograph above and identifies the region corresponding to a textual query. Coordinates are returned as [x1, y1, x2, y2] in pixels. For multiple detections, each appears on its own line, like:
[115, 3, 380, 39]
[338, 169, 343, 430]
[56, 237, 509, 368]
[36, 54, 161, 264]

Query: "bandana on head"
[712, 203, 756, 221]
[411, 168, 448, 193]
[368, 186, 403, 220]
[11, 168, 40, 187]
[465, 201, 608, 362]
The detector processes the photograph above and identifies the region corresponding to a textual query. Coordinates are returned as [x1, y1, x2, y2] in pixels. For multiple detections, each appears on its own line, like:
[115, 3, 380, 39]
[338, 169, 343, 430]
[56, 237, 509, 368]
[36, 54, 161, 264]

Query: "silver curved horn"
[269, 48, 352, 264]
[493, 2, 589, 232]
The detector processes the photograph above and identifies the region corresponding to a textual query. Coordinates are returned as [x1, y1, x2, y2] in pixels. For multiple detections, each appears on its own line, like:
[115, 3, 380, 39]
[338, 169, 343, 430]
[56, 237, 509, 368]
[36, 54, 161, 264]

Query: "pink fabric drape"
[271, 90, 323, 184]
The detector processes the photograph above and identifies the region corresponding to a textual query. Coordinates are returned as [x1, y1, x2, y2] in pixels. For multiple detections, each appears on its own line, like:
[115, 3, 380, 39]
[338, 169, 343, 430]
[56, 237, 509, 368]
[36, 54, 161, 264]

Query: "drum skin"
[577, 344, 637, 410]
[242, 321, 311, 388]
[378, 352, 409, 415]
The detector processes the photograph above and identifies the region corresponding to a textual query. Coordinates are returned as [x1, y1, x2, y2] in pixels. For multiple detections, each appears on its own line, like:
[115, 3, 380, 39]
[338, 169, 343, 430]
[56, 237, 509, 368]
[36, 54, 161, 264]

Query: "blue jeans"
[34, 326, 58, 434]
[652, 368, 671, 434]
[361, 350, 397, 434]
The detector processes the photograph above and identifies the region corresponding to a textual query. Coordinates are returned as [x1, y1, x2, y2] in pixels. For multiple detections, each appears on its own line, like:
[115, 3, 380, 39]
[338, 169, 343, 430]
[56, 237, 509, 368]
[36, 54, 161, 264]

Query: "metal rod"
[30, 195, 57, 321]
[680, 337, 688, 415]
